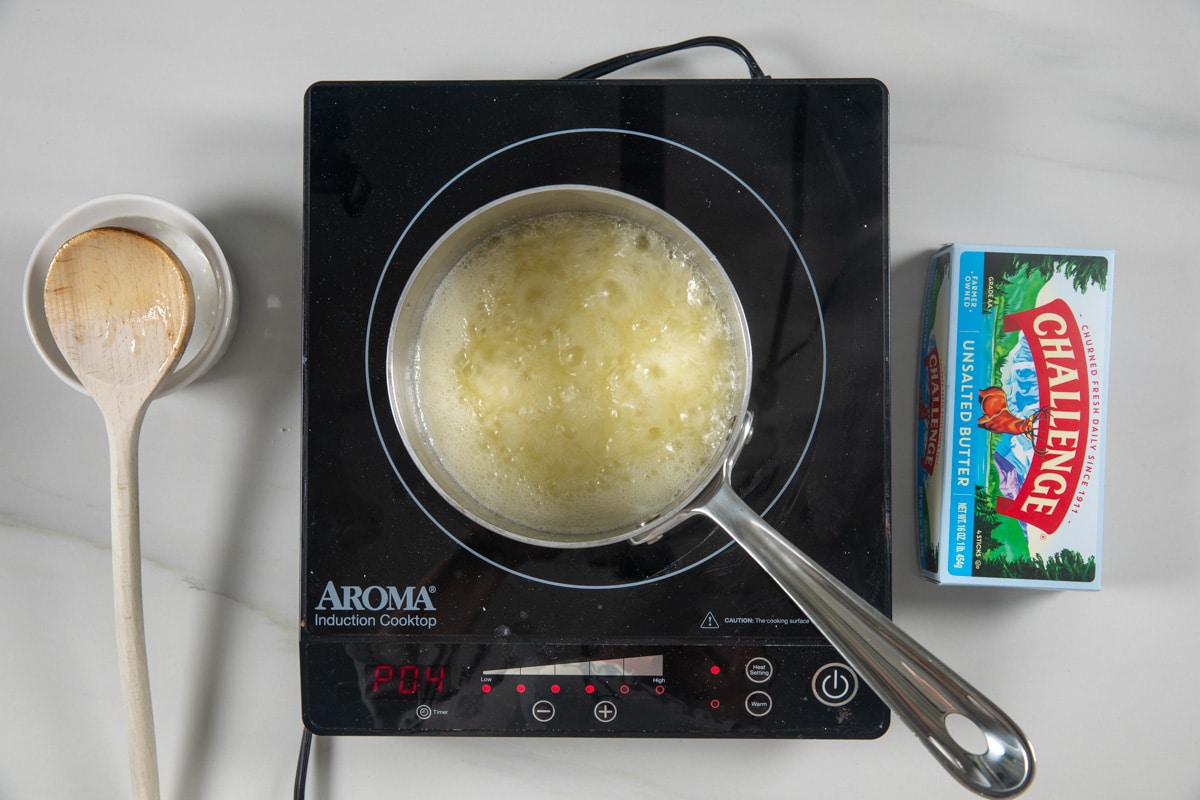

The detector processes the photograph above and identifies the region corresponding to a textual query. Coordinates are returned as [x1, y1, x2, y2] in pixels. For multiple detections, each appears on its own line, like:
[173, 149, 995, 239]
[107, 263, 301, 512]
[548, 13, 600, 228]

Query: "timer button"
[593, 699, 619, 723]
[531, 700, 556, 723]
[813, 663, 858, 707]
[744, 691, 773, 717]
[745, 657, 774, 684]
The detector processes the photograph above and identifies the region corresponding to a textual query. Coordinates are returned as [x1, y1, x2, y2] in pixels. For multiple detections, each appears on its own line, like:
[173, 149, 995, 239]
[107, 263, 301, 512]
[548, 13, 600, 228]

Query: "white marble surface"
[2, 1, 1198, 798]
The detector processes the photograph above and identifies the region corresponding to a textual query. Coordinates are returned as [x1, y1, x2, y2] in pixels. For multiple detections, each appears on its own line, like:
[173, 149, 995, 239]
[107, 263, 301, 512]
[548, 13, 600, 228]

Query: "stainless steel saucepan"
[385, 185, 1034, 798]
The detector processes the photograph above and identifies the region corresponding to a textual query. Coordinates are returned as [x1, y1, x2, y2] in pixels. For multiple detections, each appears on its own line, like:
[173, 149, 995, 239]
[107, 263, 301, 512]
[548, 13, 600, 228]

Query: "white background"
[2, 1, 1198, 798]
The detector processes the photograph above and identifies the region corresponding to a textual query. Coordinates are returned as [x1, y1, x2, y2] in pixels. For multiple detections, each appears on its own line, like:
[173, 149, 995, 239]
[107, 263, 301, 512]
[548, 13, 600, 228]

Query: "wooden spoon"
[44, 227, 194, 800]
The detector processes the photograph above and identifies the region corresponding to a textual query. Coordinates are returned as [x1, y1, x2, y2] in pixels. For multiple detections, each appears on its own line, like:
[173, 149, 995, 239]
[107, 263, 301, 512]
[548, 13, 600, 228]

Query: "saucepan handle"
[696, 482, 1035, 798]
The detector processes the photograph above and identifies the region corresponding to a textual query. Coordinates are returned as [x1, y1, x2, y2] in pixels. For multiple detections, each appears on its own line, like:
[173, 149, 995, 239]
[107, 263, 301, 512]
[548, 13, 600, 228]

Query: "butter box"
[916, 245, 1113, 589]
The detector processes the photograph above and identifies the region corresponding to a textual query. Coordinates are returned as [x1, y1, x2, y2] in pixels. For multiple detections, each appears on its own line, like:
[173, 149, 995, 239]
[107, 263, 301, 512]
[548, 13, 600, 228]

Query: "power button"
[812, 663, 858, 707]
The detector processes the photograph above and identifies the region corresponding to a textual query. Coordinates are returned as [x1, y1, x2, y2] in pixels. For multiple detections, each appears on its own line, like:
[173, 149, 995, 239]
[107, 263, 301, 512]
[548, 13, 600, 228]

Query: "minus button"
[531, 700, 556, 723]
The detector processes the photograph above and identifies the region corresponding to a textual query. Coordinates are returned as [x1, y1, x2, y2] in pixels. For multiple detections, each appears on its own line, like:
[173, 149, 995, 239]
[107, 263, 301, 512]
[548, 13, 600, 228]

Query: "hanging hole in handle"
[945, 712, 990, 755]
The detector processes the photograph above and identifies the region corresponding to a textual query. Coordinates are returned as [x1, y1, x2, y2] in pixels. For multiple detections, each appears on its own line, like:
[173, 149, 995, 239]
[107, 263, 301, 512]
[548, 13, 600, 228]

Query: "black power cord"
[560, 35, 768, 80]
[294, 728, 313, 800]
[295, 36, 768, 799]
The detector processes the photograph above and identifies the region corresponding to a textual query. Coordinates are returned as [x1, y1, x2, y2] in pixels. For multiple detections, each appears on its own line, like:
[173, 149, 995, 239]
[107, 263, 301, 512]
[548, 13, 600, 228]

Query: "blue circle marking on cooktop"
[365, 127, 827, 590]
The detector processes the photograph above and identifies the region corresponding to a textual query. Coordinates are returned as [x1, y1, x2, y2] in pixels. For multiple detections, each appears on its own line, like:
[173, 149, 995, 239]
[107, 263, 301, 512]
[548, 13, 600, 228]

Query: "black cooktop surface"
[302, 78, 890, 738]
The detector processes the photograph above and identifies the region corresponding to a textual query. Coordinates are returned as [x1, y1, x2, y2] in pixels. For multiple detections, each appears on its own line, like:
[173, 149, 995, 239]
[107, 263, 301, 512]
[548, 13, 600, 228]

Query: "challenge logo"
[919, 345, 944, 474]
[987, 298, 1089, 534]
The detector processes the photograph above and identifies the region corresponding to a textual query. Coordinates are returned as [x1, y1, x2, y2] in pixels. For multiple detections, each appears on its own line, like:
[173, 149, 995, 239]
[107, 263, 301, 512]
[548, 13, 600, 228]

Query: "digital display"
[368, 664, 447, 697]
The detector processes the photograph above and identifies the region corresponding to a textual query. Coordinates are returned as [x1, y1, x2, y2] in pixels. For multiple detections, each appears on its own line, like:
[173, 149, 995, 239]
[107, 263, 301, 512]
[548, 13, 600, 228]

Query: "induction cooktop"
[301, 76, 890, 738]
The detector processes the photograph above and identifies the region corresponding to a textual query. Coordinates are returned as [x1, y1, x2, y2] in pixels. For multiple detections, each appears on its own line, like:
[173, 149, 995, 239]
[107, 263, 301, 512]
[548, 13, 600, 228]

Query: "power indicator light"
[585, 685, 596, 695]
[550, 684, 561, 694]
[710, 665, 721, 676]
[516, 684, 527, 694]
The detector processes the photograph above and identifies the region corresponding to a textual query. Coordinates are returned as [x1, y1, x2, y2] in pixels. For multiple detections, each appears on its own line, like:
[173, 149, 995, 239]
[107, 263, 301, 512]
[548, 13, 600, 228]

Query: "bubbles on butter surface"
[411, 211, 741, 535]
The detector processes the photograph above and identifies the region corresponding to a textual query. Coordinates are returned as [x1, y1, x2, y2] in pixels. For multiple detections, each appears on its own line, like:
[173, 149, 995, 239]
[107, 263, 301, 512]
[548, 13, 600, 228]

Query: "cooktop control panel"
[302, 642, 888, 737]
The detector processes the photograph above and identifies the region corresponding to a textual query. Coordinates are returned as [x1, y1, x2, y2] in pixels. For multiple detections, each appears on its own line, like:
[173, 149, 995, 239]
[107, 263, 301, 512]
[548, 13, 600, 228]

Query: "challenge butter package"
[916, 245, 1113, 589]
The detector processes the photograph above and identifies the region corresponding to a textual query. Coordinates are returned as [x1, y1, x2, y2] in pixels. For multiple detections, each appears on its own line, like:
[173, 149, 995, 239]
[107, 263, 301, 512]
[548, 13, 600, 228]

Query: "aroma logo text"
[315, 581, 436, 612]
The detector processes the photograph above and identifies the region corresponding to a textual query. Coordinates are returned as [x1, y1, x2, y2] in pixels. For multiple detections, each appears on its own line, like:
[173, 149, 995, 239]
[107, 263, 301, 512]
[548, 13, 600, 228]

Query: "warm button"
[812, 663, 858, 707]
[744, 690, 773, 717]
[745, 656, 774, 684]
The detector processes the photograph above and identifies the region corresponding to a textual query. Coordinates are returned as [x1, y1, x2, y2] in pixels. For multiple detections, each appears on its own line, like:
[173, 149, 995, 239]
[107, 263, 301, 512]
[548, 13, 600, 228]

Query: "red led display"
[368, 664, 447, 696]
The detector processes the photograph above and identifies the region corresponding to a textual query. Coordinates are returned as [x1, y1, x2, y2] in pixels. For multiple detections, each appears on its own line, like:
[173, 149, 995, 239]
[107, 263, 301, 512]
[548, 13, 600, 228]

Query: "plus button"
[593, 699, 618, 723]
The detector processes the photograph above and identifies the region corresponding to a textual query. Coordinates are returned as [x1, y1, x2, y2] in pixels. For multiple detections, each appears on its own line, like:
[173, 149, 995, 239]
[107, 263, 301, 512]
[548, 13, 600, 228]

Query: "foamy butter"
[413, 211, 741, 535]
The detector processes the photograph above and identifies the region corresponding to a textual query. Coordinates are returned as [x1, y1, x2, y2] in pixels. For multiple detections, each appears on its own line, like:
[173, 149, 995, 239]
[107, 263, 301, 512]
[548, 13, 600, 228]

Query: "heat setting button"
[744, 656, 774, 684]
[813, 663, 858, 707]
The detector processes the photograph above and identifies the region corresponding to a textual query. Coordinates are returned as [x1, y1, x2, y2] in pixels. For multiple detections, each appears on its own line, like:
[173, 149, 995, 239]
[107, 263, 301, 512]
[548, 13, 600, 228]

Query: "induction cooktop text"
[312, 581, 438, 628]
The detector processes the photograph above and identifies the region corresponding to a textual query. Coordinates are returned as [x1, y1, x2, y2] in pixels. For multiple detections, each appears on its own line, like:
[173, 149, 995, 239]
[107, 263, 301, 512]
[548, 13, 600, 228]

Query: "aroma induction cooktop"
[301, 77, 890, 738]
